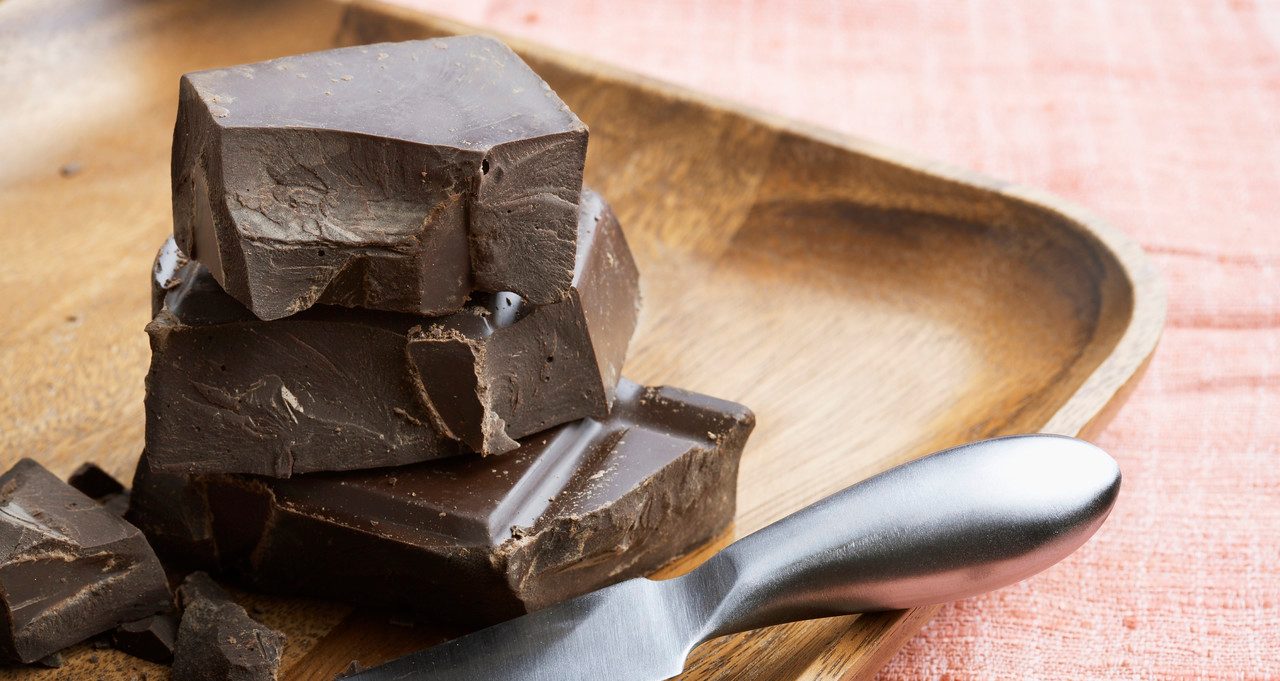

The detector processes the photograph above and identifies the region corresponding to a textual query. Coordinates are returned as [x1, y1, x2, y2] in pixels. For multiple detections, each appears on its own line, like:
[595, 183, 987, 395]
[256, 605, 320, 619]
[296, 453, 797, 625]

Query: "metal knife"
[352, 434, 1120, 681]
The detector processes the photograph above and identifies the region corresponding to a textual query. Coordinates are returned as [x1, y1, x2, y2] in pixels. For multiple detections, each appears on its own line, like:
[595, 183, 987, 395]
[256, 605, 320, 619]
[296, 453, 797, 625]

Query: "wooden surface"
[0, 0, 1164, 679]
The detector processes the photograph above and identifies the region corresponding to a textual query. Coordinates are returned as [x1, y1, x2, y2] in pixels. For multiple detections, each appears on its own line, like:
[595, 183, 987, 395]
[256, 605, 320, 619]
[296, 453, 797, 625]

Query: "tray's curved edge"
[1007, 182, 1165, 438]
[330, 2, 1168, 679]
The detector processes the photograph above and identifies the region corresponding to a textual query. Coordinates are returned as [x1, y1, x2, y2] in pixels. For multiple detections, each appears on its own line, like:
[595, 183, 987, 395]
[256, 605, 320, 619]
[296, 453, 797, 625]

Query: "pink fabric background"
[390, 1, 1280, 678]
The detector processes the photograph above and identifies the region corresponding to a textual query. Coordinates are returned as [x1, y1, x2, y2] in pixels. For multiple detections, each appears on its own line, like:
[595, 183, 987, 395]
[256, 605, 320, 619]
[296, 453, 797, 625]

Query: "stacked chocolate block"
[127, 36, 756, 628]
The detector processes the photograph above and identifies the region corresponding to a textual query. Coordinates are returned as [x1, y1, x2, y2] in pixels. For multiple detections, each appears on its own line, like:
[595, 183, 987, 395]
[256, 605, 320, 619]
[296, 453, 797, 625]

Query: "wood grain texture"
[0, 0, 1164, 679]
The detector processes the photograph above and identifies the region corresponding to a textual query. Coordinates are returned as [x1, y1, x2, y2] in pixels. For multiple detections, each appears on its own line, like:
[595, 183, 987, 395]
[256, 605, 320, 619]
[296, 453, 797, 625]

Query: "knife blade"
[352, 434, 1121, 681]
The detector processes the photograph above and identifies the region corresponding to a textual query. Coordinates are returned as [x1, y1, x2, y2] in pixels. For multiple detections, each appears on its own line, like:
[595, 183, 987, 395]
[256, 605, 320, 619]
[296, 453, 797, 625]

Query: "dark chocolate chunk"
[67, 462, 130, 517]
[172, 596, 284, 681]
[172, 36, 587, 321]
[144, 187, 637, 472]
[407, 190, 640, 454]
[113, 613, 178, 664]
[126, 456, 220, 567]
[129, 381, 754, 627]
[0, 459, 171, 664]
[144, 250, 459, 477]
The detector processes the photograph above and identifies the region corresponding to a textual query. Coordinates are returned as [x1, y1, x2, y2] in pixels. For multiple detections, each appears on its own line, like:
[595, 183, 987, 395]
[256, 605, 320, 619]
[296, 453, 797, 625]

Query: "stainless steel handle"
[679, 434, 1120, 641]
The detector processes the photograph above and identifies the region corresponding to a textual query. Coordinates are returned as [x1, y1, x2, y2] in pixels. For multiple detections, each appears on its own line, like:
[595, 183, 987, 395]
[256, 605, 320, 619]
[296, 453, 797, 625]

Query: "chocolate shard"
[172, 36, 587, 321]
[113, 613, 178, 663]
[176, 572, 231, 611]
[0, 459, 172, 664]
[407, 190, 641, 455]
[172, 593, 284, 681]
[144, 188, 637, 472]
[130, 381, 754, 627]
[151, 236, 188, 315]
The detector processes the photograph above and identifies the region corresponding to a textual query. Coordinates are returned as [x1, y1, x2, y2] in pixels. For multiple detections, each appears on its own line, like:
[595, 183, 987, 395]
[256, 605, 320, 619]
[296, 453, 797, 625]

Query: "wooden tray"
[0, 0, 1164, 678]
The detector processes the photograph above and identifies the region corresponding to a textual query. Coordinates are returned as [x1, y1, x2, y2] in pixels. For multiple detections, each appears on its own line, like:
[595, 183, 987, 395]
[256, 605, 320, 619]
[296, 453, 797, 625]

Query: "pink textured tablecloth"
[392, 1, 1280, 678]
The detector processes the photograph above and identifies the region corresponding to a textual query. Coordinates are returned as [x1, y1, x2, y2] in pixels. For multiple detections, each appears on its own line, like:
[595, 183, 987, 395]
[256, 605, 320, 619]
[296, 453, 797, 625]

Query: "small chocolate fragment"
[130, 381, 754, 627]
[172, 36, 587, 321]
[176, 572, 231, 610]
[172, 599, 284, 681]
[67, 462, 125, 499]
[407, 190, 640, 454]
[67, 462, 130, 516]
[144, 188, 637, 472]
[0, 459, 171, 664]
[35, 651, 63, 668]
[151, 236, 188, 314]
[113, 614, 178, 663]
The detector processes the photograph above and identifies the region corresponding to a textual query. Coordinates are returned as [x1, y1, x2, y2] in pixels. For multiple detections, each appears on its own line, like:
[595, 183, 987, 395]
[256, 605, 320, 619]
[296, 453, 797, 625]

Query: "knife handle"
[681, 434, 1120, 641]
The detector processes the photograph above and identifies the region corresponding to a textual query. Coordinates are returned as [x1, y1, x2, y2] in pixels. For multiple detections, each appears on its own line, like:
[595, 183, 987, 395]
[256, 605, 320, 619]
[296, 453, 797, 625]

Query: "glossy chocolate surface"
[129, 381, 755, 626]
[0, 459, 171, 663]
[172, 36, 587, 320]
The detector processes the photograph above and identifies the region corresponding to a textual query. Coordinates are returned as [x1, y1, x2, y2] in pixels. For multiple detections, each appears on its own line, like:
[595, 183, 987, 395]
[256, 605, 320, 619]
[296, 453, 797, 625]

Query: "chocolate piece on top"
[172, 36, 587, 321]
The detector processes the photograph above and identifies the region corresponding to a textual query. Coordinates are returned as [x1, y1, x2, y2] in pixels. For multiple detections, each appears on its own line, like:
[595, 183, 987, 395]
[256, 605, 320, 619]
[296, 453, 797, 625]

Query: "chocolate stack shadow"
[129, 35, 756, 630]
